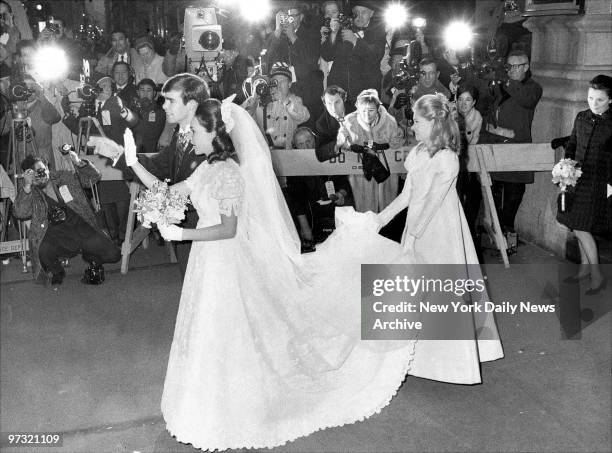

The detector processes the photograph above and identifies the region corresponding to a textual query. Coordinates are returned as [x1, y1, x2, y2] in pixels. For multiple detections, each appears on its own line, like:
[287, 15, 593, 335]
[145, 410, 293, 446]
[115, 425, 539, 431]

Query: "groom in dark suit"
[92, 73, 210, 271]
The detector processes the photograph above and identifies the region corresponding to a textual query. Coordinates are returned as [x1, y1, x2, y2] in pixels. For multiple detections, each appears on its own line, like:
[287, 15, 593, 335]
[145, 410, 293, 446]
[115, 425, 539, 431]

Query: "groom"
[92, 73, 210, 270]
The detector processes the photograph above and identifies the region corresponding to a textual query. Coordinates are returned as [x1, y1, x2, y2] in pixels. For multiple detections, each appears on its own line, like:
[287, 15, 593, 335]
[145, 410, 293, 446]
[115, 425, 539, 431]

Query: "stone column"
[516, 0, 612, 257]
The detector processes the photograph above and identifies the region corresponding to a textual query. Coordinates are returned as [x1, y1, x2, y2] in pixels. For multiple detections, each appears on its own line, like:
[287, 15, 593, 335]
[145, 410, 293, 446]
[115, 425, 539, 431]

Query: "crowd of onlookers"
[0, 0, 544, 284]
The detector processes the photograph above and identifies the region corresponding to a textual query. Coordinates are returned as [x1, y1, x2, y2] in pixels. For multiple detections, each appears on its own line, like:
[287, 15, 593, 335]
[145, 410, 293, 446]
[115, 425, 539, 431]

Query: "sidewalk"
[1, 239, 610, 453]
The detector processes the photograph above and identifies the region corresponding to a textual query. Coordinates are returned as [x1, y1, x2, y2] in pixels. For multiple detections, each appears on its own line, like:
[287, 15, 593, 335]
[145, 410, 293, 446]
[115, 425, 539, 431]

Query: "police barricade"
[89, 143, 555, 272]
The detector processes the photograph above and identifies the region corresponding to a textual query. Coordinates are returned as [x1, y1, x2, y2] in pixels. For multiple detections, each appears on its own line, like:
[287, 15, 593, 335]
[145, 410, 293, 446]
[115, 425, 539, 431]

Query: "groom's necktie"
[176, 130, 193, 168]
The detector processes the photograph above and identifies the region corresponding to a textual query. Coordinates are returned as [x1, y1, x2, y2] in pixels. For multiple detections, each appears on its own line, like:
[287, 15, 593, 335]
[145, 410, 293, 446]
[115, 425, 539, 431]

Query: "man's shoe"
[51, 269, 66, 285]
[82, 263, 105, 284]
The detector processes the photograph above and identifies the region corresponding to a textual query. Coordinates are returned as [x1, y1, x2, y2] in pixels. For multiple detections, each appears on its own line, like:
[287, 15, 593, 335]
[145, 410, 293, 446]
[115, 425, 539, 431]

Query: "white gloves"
[158, 223, 183, 242]
[123, 129, 138, 166]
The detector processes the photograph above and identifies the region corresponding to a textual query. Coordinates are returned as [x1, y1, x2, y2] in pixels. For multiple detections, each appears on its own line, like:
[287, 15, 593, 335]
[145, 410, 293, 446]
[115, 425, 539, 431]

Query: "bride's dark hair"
[194, 99, 239, 164]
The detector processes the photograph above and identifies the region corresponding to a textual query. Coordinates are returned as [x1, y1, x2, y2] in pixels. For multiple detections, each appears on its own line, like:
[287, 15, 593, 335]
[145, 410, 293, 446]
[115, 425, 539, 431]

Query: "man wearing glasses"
[488, 50, 543, 238]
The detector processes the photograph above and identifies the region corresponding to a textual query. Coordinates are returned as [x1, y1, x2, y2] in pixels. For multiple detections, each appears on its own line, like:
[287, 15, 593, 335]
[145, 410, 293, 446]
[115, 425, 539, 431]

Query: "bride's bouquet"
[133, 180, 189, 228]
[551, 158, 582, 212]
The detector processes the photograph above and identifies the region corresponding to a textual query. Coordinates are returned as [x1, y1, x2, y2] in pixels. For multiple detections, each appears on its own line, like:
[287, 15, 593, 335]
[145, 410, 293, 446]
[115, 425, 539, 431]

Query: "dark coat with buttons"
[13, 160, 102, 282]
[556, 109, 612, 233]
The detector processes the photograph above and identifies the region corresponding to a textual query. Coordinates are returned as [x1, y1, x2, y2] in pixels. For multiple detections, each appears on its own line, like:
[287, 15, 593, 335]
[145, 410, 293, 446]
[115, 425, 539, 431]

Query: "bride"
[115, 94, 501, 451]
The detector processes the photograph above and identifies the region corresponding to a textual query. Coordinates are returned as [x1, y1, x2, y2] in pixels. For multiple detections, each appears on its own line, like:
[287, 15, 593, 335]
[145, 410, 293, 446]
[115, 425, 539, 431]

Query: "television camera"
[184, 6, 223, 82]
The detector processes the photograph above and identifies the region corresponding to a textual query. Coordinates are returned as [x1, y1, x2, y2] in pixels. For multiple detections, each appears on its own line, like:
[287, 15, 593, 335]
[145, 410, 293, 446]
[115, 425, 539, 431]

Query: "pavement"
[1, 234, 610, 453]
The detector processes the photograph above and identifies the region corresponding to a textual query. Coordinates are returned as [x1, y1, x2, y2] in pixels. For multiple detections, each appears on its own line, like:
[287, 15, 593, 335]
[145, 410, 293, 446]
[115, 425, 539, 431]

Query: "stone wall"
[516, 0, 612, 258]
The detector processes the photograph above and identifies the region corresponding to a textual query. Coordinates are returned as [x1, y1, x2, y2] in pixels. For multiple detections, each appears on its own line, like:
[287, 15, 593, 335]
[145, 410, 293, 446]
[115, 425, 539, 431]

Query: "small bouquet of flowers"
[133, 180, 189, 228]
[551, 158, 582, 212]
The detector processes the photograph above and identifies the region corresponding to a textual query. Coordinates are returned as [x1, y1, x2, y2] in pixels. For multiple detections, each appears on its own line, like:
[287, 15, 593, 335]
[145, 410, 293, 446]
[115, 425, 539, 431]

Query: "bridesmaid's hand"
[403, 234, 416, 255]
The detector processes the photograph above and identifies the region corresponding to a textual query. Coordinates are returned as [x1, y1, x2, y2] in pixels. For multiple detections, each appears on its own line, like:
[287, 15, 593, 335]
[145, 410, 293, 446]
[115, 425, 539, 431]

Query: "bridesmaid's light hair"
[413, 93, 461, 156]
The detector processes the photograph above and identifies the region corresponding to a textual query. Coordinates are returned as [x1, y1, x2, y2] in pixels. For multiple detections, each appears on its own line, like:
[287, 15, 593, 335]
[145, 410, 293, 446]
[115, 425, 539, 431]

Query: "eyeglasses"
[505, 62, 528, 71]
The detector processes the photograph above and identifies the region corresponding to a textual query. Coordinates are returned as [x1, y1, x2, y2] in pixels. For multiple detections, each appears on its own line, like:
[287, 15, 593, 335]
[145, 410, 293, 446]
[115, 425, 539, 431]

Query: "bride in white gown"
[120, 95, 501, 451]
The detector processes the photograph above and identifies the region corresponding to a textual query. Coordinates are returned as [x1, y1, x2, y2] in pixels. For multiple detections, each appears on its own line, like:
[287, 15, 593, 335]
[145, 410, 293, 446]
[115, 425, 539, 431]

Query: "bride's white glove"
[158, 223, 184, 241]
[123, 129, 138, 166]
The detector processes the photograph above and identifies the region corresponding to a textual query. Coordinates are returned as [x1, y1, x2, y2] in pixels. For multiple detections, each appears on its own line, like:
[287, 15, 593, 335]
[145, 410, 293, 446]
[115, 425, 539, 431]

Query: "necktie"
[120, 55, 125, 62]
[176, 130, 193, 168]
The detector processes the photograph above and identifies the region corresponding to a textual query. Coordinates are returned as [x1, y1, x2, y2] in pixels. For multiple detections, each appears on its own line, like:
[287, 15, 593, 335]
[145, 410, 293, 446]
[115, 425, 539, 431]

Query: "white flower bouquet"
[551, 158, 582, 212]
[133, 180, 189, 228]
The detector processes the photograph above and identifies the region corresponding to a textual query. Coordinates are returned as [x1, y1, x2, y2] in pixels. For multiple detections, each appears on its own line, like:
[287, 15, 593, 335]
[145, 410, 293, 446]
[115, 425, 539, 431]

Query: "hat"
[134, 36, 154, 51]
[95, 75, 113, 86]
[351, 1, 377, 11]
[269, 61, 292, 81]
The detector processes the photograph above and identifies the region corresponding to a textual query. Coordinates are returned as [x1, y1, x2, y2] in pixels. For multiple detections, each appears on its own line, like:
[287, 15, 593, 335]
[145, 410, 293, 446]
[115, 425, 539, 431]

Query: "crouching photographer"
[13, 151, 121, 286]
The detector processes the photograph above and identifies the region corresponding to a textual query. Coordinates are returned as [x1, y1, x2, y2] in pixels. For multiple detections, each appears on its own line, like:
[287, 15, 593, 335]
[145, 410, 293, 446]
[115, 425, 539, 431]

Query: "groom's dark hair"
[162, 73, 210, 106]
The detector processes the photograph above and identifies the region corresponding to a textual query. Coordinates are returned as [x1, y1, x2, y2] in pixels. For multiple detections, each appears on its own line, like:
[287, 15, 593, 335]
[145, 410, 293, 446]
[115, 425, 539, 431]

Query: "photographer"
[320, 1, 386, 102]
[36, 16, 82, 81]
[131, 78, 166, 153]
[62, 75, 137, 245]
[13, 153, 120, 285]
[266, 3, 322, 123]
[0, 72, 61, 170]
[242, 61, 310, 150]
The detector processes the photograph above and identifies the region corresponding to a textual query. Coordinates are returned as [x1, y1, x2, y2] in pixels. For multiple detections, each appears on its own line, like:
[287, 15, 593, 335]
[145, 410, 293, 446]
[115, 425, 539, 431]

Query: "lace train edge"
[162, 338, 418, 452]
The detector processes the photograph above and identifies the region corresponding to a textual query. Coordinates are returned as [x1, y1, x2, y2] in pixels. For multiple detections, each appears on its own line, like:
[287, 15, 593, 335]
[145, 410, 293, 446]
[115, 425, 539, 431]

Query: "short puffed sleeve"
[210, 161, 244, 216]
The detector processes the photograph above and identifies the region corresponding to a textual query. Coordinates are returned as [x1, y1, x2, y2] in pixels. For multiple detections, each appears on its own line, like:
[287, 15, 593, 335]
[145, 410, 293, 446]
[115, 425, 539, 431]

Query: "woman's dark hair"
[589, 74, 612, 98]
[21, 155, 45, 172]
[456, 83, 479, 103]
[195, 99, 239, 164]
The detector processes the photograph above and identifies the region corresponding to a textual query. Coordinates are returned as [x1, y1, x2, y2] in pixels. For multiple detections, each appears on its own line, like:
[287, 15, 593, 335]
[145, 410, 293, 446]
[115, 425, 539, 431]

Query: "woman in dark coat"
[557, 74, 612, 294]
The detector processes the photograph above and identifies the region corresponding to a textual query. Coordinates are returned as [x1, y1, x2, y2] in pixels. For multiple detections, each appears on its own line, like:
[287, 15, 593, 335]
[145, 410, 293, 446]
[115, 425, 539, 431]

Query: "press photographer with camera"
[320, 1, 386, 102]
[265, 3, 321, 122]
[242, 61, 310, 150]
[62, 74, 137, 245]
[13, 152, 120, 286]
[36, 16, 82, 81]
[0, 64, 61, 170]
[130, 78, 166, 154]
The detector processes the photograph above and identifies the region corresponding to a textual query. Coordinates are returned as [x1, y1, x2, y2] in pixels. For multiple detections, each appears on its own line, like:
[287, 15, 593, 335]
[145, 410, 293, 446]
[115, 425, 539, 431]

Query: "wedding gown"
[160, 103, 502, 451]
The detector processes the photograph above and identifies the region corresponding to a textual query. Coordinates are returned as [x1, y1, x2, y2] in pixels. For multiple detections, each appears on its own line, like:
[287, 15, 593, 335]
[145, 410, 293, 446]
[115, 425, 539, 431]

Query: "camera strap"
[262, 103, 274, 147]
[51, 182, 68, 207]
[378, 148, 390, 171]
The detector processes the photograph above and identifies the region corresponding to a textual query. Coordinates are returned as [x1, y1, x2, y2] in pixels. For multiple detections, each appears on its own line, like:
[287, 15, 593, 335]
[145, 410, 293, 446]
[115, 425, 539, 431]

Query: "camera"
[77, 83, 101, 100]
[323, 13, 354, 35]
[279, 12, 295, 26]
[59, 144, 74, 155]
[48, 205, 67, 225]
[9, 82, 35, 102]
[252, 76, 277, 105]
[46, 21, 61, 35]
[391, 40, 422, 92]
